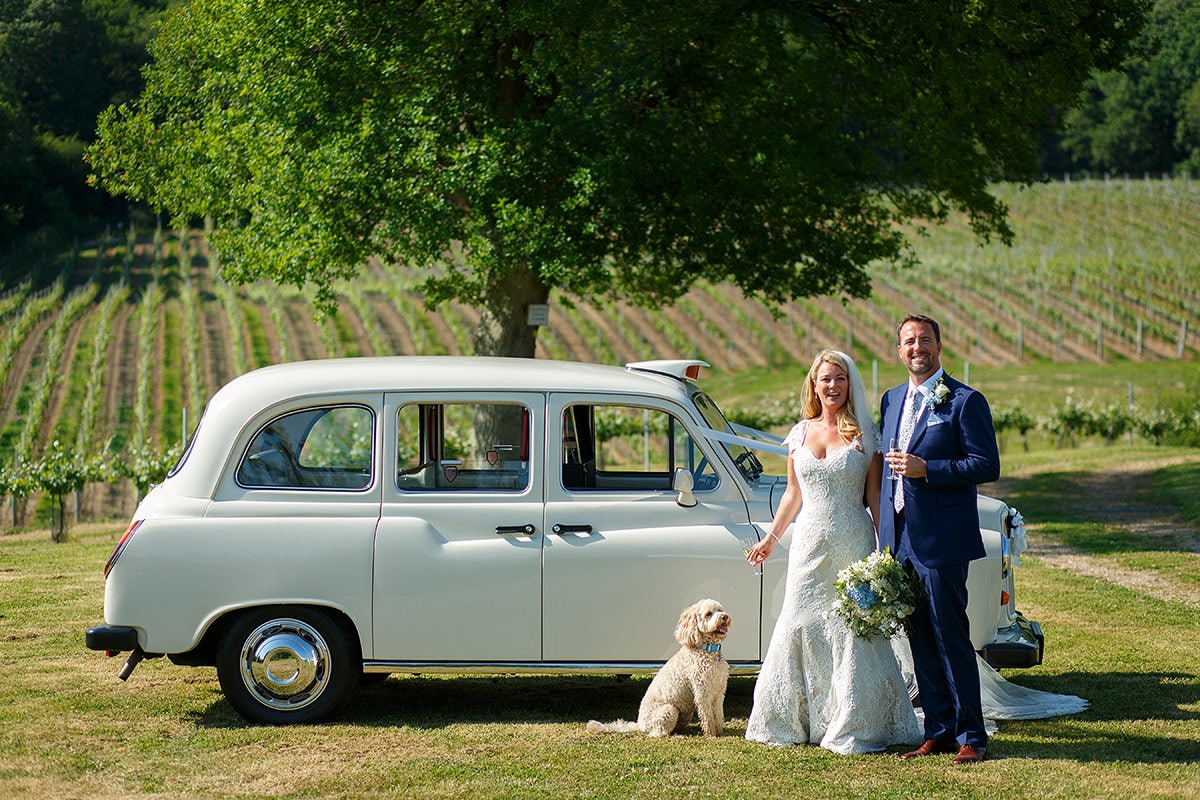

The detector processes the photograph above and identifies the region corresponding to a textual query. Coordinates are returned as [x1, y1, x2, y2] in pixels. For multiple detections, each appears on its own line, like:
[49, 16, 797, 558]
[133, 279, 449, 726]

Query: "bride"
[744, 349, 1087, 753]
[744, 349, 921, 753]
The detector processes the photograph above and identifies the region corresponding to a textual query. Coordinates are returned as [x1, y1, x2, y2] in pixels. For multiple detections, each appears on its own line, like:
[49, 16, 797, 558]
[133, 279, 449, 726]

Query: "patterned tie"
[894, 388, 922, 513]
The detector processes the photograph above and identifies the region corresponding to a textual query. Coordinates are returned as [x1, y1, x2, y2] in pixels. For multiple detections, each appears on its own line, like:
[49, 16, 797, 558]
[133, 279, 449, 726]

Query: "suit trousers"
[894, 510, 987, 748]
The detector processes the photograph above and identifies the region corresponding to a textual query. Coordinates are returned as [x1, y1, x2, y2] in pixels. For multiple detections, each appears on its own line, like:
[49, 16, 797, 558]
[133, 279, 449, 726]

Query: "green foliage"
[1044, 399, 1104, 447]
[0, 94, 35, 241]
[993, 405, 1038, 451]
[1138, 407, 1200, 448]
[86, 0, 1149, 358]
[0, 455, 34, 502]
[1032, 397, 1200, 449]
[591, 406, 667, 440]
[1063, 0, 1200, 173]
[994, 406, 1038, 437]
[723, 395, 804, 433]
[26, 439, 107, 541]
[1134, 406, 1186, 445]
[0, 1, 171, 243]
[1089, 402, 1131, 444]
[114, 441, 182, 503]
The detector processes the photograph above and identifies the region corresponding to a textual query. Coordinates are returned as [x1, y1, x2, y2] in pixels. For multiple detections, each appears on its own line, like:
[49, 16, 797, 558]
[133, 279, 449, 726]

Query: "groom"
[879, 314, 1000, 766]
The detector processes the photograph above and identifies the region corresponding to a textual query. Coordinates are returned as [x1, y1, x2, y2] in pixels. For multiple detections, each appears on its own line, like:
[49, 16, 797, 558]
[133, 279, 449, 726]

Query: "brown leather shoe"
[951, 744, 988, 765]
[899, 739, 958, 760]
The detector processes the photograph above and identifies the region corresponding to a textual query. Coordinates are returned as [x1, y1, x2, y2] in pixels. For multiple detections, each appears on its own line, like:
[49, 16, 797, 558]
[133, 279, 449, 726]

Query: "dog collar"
[701, 643, 722, 656]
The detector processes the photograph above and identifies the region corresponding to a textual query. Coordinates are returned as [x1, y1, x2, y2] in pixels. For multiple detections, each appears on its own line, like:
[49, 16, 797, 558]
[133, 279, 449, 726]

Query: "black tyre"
[216, 607, 356, 724]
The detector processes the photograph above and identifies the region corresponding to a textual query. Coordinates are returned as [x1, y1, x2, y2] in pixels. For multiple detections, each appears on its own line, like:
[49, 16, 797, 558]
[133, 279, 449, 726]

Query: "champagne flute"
[888, 436, 901, 481]
[739, 535, 763, 576]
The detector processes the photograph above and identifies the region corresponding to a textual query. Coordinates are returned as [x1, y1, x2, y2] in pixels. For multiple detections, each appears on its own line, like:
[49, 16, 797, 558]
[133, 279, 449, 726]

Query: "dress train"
[891, 639, 1090, 721]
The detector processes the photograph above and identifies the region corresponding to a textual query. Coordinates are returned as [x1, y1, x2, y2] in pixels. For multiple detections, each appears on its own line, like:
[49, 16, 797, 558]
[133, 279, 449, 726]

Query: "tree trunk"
[471, 264, 549, 359]
[51, 496, 68, 543]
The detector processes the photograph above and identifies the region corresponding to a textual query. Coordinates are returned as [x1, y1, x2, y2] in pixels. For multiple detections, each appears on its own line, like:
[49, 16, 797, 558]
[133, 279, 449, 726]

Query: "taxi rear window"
[237, 406, 374, 490]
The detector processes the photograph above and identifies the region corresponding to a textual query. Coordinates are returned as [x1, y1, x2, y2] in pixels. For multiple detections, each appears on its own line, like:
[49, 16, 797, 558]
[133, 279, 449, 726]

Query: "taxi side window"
[396, 402, 530, 492]
[237, 406, 373, 490]
[561, 404, 718, 492]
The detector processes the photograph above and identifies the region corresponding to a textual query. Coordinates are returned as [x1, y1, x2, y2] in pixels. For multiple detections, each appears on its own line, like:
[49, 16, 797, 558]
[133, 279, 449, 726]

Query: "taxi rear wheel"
[216, 607, 355, 724]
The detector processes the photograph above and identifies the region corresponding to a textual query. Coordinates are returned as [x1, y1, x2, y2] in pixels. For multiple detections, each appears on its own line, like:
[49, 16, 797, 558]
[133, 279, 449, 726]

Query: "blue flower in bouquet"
[832, 548, 925, 640]
[846, 584, 878, 610]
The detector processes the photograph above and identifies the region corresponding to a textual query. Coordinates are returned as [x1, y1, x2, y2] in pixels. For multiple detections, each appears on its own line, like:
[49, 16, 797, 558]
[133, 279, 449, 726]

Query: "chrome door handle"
[551, 524, 593, 535]
[495, 524, 536, 536]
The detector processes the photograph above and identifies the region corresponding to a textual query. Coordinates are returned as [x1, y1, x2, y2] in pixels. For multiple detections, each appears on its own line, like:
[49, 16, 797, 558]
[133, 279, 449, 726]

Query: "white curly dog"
[587, 598, 731, 737]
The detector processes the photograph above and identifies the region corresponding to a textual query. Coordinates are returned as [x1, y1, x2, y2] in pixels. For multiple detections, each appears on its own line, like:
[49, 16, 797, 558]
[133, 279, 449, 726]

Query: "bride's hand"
[747, 536, 777, 564]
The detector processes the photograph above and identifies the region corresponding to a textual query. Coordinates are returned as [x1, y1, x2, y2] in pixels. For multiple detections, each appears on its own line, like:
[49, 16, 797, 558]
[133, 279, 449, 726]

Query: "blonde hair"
[801, 349, 865, 444]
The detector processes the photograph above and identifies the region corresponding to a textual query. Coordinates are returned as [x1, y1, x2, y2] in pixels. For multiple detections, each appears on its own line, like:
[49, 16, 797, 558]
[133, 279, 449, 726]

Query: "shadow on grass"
[190, 674, 758, 732]
[192, 670, 1198, 763]
[999, 724, 1200, 763]
[342, 673, 760, 728]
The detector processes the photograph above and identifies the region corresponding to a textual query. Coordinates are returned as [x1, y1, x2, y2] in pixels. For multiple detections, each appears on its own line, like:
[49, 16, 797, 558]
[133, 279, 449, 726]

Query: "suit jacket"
[878, 373, 1000, 568]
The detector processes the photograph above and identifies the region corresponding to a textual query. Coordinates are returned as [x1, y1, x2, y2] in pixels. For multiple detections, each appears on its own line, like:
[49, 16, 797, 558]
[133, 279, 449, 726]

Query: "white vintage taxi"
[86, 357, 1043, 724]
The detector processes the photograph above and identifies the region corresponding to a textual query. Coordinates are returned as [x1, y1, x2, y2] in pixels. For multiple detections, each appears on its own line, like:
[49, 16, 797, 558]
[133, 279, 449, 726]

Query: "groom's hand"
[885, 451, 928, 479]
[904, 455, 927, 478]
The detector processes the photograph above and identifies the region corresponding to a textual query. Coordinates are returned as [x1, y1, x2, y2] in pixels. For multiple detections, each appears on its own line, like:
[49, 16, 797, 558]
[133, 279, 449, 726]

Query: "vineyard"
[2, 175, 1199, 528]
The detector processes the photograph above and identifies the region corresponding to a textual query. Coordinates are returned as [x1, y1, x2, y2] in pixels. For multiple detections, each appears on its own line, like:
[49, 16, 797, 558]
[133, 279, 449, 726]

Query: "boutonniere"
[927, 377, 950, 409]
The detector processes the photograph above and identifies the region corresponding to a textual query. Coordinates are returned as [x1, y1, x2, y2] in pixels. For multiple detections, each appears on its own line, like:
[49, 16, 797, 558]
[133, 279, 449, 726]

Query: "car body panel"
[374, 390, 544, 661]
[104, 513, 376, 655]
[540, 389, 764, 662]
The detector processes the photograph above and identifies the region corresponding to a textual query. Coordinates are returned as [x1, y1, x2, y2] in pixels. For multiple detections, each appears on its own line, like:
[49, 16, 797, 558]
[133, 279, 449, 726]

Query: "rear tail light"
[104, 520, 144, 578]
[1001, 590, 1011, 606]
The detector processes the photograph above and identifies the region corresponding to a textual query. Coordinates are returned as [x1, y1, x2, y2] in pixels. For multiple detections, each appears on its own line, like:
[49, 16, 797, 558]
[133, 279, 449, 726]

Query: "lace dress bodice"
[789, 437, 877, 576]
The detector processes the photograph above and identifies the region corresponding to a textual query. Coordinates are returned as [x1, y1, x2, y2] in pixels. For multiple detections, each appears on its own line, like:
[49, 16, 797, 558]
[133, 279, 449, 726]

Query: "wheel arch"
[171, 602, 364, 670]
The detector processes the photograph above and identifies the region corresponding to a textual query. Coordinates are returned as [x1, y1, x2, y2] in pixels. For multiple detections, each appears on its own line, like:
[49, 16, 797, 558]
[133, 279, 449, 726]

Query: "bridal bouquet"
[832, 549, 925, 640]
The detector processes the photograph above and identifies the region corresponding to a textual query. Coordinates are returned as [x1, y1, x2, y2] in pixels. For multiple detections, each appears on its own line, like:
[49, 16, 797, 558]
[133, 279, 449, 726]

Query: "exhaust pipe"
[117, 648, 145, 681]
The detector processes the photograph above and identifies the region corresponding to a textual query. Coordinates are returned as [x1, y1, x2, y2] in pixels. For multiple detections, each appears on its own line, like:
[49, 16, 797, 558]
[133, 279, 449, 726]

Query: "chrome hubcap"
[239, 618, 329, 710]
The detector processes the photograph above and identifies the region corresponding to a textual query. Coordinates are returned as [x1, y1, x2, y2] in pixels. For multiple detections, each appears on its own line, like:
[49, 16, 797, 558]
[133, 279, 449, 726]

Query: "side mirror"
[673, 468, 697, 508]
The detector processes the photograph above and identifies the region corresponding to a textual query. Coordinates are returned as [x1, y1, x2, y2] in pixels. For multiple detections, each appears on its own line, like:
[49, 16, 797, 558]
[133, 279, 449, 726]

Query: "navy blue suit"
[879, 372, 1000, 749]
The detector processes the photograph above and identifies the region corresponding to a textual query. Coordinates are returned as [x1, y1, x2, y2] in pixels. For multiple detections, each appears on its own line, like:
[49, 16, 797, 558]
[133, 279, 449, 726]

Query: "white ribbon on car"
[702, 427, 789, 457]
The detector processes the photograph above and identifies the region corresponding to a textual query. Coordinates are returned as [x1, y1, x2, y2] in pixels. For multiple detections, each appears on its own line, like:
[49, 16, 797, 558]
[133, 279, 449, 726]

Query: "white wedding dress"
[746, 422, 923, 753]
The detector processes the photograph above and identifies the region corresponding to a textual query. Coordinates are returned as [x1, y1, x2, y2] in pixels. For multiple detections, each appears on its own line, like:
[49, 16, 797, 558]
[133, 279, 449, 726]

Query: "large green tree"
[1062, 0, 1200, 174]
[88, 0, 1147, 358]
[0, 0, 171, 243]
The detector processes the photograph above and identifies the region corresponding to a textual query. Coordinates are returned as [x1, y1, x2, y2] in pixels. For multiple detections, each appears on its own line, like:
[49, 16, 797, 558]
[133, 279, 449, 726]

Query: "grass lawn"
[1, 447, 1198, 799]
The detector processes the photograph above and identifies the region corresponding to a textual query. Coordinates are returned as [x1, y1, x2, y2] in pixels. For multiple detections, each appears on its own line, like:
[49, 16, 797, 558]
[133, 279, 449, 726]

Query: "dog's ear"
[674, 603, 702, 647]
